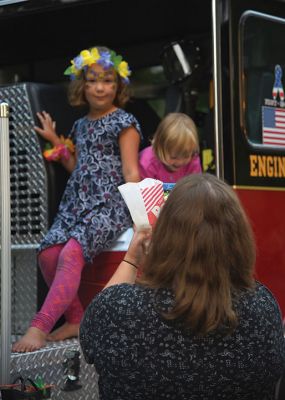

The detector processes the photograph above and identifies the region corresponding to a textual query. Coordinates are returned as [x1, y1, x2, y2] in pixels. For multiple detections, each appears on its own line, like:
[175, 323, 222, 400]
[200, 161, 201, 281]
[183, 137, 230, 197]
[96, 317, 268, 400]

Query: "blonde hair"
[152, 112, 199, 164]
[138, 173, 256, 335]
[67, 46, 130, 108]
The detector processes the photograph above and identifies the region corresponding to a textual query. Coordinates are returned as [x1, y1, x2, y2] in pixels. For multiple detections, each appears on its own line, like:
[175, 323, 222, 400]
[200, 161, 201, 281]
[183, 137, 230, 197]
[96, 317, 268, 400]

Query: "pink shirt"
[139, 146, 202, 183]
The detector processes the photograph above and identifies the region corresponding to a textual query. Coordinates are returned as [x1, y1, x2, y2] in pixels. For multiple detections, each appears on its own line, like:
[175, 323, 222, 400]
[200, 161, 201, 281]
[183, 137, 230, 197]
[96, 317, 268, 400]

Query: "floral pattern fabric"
[80, 282, 285, 400]
[39, 109, 141, 262]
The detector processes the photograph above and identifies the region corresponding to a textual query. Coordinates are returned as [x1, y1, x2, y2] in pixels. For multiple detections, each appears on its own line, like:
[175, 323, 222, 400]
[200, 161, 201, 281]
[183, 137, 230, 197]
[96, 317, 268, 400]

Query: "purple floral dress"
[39, 109, 142, 262]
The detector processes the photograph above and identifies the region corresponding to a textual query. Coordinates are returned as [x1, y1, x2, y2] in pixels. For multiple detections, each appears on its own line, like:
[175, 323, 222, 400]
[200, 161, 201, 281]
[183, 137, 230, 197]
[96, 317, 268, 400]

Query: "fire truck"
[0, 0, 285, 398]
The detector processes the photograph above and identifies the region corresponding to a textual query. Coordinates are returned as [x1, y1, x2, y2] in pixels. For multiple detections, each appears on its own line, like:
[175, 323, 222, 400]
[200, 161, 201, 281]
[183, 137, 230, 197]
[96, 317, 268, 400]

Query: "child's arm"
[34, 111, 77, 173]
[119, 127, 141, 182]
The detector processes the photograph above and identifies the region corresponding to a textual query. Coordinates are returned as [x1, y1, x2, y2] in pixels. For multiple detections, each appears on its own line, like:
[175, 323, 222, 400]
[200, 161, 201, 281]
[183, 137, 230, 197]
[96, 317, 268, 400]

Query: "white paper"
[118, 178, 165, 229]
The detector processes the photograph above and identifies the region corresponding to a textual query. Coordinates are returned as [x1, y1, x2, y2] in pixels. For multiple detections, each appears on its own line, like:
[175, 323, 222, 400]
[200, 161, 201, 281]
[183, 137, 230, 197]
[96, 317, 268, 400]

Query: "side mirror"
[160, 40, 201, 85]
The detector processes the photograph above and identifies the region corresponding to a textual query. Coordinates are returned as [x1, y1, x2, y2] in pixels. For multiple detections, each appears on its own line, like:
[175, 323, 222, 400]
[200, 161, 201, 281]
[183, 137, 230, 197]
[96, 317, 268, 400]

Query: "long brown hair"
[138, 173, 256, 335]
[67, 46, 130, 108]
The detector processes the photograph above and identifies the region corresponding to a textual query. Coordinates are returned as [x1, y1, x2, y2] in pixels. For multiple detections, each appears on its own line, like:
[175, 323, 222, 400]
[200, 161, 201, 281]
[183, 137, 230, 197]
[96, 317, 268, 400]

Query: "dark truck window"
[131, 65, 168, 118]
[125, 66, 166, 149]
[240, 11, 285, 148]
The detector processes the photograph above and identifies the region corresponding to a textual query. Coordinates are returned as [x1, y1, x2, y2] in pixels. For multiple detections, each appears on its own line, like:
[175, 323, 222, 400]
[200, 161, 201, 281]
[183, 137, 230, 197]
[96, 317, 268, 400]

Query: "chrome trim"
[212, 0, 224, 179]
[0, 102, 11, 384]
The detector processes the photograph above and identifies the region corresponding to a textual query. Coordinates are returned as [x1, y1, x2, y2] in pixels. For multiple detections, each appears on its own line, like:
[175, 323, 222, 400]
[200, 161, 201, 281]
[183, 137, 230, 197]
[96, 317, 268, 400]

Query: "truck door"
[226, 0, 285, 315]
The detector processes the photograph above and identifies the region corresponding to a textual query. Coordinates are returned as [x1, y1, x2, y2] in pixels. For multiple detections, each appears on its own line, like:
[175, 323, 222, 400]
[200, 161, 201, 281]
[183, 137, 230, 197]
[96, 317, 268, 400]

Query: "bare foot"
[12, 327, 47, 353]
[47, 322, 79, 341]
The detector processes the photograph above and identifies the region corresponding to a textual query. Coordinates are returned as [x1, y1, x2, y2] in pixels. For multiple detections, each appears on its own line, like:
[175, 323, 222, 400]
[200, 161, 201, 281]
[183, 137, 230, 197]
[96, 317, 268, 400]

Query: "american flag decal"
[140, 183, 164, 213]
[262, 106, 285, 147]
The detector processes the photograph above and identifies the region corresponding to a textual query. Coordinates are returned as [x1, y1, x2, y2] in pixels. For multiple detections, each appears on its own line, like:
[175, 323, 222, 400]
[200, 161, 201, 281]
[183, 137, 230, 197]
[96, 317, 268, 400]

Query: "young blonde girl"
[12, 46, 142, 353]
[139, 112, 202, 182]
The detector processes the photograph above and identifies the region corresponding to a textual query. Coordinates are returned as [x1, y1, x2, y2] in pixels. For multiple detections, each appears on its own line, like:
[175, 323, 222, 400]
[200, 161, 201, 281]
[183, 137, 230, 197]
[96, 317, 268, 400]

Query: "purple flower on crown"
[73, 55, 84, 70]
[97, 51, 114, 70]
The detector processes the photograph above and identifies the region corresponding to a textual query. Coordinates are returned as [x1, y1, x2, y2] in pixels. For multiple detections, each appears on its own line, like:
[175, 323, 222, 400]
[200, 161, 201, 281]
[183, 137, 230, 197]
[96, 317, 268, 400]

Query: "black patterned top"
[38, 109, 141, 262]
[79, 282, 285, 400]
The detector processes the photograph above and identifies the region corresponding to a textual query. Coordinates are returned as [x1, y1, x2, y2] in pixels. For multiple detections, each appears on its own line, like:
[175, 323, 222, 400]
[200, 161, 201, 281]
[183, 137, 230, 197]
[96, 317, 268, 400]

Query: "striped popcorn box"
[118, 178, 165, 228]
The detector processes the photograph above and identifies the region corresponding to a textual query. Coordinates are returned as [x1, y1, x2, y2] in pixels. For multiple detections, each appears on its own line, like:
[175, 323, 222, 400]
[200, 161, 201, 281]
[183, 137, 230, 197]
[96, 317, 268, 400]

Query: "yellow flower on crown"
[90, 48, 101, 63]
[80, 48, 100, 67]
[118, 61, 131, 79]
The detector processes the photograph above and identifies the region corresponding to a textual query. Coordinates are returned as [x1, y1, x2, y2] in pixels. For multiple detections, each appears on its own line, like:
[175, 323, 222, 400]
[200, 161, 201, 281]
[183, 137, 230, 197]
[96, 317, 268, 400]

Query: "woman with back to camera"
[80, 173, 285, 400]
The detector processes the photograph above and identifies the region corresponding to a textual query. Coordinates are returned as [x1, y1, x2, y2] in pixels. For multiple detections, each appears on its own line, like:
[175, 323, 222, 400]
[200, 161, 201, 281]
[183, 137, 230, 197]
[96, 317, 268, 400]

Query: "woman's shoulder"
[90, 284, 151, 311]
[106, 283, 150, 300]
[101, 282, 141, 296]
[254, 281, 282, 308]
[238, 281, 283, 325]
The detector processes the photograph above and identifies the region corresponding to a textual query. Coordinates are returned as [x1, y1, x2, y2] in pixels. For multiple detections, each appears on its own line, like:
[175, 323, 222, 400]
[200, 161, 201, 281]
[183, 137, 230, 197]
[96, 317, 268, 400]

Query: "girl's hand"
[34, 111, 60, 146]
[125, 226, 152, 269]
[35, 111, 77, 173]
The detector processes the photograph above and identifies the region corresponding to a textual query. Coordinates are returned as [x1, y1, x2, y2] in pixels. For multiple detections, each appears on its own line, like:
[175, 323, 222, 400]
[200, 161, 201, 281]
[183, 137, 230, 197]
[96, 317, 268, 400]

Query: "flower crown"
[64, 47, 131, 84]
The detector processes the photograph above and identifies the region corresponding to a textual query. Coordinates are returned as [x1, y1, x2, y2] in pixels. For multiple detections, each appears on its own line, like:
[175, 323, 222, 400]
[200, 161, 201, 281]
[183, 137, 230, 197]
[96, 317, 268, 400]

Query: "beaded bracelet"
[123, 259, 138, 269]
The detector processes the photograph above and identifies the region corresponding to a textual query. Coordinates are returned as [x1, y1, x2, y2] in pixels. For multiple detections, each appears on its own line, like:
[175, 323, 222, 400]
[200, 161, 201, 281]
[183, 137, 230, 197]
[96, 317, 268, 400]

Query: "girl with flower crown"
[12, 46, 142, 353]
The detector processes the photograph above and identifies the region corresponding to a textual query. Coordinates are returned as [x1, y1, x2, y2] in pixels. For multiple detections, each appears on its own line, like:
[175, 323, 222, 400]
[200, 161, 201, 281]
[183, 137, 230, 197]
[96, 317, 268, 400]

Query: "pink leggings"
[31, 238, 85, 333]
